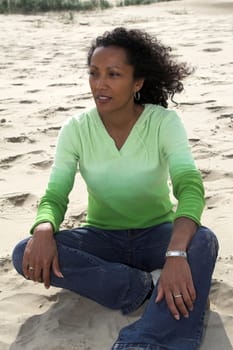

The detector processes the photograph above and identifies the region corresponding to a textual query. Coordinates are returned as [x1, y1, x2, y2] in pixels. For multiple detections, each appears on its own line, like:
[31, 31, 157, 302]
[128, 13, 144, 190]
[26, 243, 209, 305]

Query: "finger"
[52, 256, 64, 278]
[42, 265, 51, 289]
[188, 284, 196, 303]
[22, 259, 30, 278]
[173, 293, 189, 318]
[182, 288, 194, 311]
[165, 292, 180, 320]
[27, 264, 36, 281]
[155, 283, 164, 303]
[22, 242, 32, 278]
[34, 264, 43, 283]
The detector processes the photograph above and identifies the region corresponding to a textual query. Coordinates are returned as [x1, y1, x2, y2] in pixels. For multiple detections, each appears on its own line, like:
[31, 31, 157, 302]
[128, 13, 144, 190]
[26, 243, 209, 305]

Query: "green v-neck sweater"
[31, 104, 205, 233]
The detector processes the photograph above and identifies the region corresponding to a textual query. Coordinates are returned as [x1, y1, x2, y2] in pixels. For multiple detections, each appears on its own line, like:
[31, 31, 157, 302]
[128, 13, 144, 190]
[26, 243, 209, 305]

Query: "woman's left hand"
[155, 257, 196, 320]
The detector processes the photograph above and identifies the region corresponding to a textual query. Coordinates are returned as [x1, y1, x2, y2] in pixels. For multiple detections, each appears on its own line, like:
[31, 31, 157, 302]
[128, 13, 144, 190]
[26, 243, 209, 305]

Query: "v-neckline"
[94, 105, 147, 155]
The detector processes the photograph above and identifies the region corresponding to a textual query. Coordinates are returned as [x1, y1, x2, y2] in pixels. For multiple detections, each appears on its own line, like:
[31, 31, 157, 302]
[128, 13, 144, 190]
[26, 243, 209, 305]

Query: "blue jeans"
[12, 223, 218, 350]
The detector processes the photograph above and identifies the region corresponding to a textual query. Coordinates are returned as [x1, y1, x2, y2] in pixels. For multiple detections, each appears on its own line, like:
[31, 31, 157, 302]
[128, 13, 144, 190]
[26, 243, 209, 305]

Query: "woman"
[13, 27, 218, 350]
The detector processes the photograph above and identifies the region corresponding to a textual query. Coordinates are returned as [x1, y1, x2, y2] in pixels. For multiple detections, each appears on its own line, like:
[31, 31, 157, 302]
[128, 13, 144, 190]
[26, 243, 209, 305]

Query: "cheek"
[122, 82, 136, 96]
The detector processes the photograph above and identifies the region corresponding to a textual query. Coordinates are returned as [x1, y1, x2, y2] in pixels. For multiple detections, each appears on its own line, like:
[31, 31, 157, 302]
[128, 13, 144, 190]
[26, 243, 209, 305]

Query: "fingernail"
[184, 314, 189, 318]
[174, 314, 180, 320]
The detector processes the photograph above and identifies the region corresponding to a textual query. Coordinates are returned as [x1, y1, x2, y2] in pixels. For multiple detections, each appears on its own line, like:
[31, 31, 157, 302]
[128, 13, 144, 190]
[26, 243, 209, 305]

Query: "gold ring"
[173, 294, 182, 298]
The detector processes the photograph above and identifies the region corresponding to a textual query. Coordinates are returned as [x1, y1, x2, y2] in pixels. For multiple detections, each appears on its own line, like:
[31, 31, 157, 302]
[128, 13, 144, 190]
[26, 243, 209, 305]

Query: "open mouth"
[96, 95, 112, 102]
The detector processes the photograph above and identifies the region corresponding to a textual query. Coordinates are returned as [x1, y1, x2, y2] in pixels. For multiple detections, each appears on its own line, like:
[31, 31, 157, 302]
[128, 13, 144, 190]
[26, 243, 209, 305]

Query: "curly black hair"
[87, 27, 192, 108]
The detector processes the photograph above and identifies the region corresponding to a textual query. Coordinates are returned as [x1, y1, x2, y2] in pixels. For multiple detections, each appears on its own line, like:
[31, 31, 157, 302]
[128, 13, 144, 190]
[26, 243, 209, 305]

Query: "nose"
[95, 75, 108, 90]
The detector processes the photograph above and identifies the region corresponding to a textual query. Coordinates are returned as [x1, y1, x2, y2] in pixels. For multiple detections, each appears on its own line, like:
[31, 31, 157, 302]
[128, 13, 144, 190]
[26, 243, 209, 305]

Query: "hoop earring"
[134, 91, 141, 101]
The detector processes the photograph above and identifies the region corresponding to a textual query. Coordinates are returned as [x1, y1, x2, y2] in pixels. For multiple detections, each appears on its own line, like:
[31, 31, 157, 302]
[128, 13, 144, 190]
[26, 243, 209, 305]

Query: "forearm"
[167, 217, 198, 251]
[158, 216, 198, 319]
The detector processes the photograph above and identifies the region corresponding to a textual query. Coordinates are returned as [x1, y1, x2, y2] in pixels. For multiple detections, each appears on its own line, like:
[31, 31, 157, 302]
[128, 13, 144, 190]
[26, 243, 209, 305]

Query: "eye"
[88, 70, 97, 77]
[109, 71, 120, 77]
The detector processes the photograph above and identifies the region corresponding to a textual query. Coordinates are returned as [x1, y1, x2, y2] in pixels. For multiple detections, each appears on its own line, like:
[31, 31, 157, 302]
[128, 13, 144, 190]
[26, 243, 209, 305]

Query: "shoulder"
[144, 104, 182, 125]
[56, 106, 98, 147]
[66, 106, 97, 126]
[60, 106, 98, 133]
[143, 105, 188, 146]
[56, 107, 98, 151]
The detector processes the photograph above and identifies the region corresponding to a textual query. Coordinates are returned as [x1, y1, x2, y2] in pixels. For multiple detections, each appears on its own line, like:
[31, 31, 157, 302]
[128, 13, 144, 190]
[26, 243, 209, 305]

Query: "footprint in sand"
[206, 106, 226, 112]
[205, 194, 222, 210]
[201, 169, 223, 182]
[48, 83, 78, 87]
[220, 61, 233, 67]
[19, 100, 38, 104]
[210, 280, 233, 313]
[55, 106, 70, 112]
[41, 126, 61, 136]
[14, 75, 27, 79]
[223, 153, 233, 159]
[27, 89, 41, 94]
[62, 212, 87, 229]
[0, 150, 47, 169]
[216, 114, 233, 130]
[0, 154, 23, 169]
[0, 256, 12, 272]
[192, 147, 217, 160]
[11, 82, 24, 86]
[180, 43, 197, 47]
[5, 136, 35, 143]
[217, 113, 233, 120]
[205, 41, 224, 44]
[202, 48, 222, 52]
[31, 160, 53, 170]
[1, 192, 34, 207]
[189, 138, 200, 145]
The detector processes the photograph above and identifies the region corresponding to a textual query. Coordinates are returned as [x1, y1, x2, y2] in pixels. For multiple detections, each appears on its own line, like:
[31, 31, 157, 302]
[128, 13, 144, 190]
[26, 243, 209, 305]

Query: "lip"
[96, 95, 112, 103]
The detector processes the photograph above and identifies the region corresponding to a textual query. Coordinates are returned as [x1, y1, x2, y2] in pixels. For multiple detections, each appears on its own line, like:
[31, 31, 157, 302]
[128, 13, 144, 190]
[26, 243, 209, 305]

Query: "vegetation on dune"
[0, 0, 111, 13]
[0, 0, 174, 13]
[118, 0, 171, 5]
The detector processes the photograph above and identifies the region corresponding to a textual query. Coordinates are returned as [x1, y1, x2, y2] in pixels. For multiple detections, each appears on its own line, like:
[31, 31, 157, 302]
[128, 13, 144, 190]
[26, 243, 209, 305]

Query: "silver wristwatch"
[165, 250, 187, 258]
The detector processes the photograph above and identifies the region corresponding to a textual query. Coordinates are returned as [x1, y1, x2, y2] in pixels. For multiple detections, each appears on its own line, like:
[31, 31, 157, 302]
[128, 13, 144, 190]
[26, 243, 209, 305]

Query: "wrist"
[33, 222, 54, 237]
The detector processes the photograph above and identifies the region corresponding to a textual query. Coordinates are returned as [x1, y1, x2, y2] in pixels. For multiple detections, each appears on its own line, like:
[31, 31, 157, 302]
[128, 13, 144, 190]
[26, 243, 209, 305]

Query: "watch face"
[165, 251, 187, 258]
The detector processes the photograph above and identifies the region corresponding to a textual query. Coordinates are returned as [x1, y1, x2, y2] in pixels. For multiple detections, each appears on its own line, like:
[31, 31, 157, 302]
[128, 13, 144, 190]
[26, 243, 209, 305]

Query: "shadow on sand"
[9, 289, 233, 350]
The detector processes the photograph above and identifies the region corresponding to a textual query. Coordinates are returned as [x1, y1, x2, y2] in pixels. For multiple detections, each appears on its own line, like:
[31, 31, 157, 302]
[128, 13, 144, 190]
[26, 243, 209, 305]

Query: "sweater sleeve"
[30, 117, 80, 233]
[160, 110, 205, 225]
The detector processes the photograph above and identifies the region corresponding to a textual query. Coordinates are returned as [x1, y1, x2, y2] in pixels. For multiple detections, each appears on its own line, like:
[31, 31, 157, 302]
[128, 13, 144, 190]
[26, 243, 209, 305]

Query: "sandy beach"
[0, 1, 233, 349]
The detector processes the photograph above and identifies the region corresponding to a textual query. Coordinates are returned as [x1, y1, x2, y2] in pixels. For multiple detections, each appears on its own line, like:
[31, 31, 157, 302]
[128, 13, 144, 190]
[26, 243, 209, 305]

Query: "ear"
[135, 78, 144, 92]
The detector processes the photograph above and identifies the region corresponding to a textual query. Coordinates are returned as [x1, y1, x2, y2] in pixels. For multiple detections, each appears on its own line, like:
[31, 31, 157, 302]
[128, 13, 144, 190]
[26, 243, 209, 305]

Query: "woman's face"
[88, 45, 143, 117]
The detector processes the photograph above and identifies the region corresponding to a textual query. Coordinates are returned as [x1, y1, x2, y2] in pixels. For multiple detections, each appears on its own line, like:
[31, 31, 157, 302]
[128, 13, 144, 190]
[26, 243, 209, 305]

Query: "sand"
[0, 0, 233, 349]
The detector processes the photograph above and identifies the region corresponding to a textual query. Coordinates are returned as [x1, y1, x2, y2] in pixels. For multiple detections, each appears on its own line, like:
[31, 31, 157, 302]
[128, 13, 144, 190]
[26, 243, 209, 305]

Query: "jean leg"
[112, 227, 219, 350]
[131, 223, 173, 271]
[12, 231, 152, 315]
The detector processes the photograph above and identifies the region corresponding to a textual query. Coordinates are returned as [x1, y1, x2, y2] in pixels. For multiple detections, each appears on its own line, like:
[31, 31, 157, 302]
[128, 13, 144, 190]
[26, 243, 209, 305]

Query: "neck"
[99, 104, 144, 130]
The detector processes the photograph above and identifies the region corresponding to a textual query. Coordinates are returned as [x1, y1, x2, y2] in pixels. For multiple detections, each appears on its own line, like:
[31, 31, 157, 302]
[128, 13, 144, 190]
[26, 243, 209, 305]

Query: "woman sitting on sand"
[13, 27, 218, 350]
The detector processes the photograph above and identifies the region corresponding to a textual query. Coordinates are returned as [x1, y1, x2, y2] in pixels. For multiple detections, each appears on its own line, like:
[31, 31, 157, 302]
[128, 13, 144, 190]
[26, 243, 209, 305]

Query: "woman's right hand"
[22, 222, 63, 289]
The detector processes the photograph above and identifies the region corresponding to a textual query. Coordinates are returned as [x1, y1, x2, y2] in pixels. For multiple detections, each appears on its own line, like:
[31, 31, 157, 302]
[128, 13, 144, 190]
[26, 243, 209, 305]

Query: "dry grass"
[0, 0, 175, 13]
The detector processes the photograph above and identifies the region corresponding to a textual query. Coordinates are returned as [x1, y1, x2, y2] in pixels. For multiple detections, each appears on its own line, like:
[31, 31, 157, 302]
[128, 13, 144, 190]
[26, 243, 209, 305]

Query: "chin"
[96, 104, 113, 115]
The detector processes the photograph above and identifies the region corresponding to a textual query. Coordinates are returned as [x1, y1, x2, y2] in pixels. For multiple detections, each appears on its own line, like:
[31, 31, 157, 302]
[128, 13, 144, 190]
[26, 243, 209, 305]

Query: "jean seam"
[112, 343, 164, 350]
[122, 271, 152, 314]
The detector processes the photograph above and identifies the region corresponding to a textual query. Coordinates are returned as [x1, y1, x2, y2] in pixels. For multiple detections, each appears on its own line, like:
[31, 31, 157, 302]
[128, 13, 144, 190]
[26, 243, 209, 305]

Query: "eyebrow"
[89, 64, 124, 69]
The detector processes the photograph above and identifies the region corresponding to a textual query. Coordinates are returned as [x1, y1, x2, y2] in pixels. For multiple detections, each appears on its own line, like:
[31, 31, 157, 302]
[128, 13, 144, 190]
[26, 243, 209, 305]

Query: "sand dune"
[185, 0, 233, 13]
[0, 1, 233, 349]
